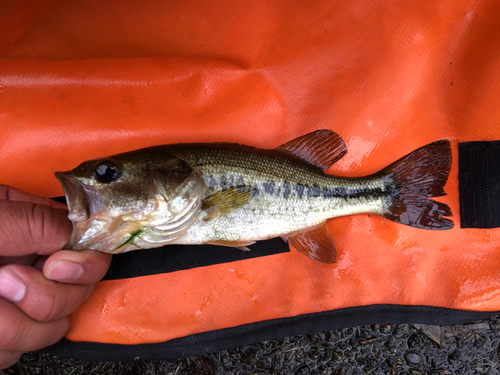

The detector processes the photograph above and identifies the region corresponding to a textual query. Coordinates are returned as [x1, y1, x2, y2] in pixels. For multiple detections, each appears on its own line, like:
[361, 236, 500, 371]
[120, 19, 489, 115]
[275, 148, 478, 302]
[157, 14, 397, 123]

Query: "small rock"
[295, 365, 311, 375]
[332, 364, 353, 375]
[448, 349, 461, 362]
[413, 324, 442, 347]
[343, 327, 355, 337]
[394, 324, 409, 338]
[407, 333, 422, 348]
[366, 357, 378, 369]
[338, 341, 348, 350]
[475, 335, 487, 348]
[332, 351, 342, 361]
[380, 324, 392, 334]
[356, 356, 367, 366]
[404, 351, 422, 365]
[325, 331, 336, 342]
[491, 323, 500, 333]
[318, 350, 331, 363]
[463, 322, 490, 331]
[476, 362, 492, 374]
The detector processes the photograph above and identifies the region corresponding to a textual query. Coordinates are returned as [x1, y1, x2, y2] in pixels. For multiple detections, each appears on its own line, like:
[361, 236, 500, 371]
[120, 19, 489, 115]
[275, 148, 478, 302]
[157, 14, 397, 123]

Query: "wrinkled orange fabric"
[1, 0, 500, 345]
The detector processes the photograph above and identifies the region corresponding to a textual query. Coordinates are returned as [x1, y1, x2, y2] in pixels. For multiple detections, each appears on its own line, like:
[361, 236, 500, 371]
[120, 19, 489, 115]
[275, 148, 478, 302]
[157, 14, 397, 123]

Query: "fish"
[55, 130, 453, 263]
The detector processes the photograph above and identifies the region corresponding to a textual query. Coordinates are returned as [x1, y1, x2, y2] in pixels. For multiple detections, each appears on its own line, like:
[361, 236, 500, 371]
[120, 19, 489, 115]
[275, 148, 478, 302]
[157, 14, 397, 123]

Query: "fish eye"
[93, 161, 121, 183]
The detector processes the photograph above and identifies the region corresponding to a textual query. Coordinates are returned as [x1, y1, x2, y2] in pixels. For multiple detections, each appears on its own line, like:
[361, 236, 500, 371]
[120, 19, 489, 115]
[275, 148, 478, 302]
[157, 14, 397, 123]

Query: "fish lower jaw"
[68, 211, 87, 222]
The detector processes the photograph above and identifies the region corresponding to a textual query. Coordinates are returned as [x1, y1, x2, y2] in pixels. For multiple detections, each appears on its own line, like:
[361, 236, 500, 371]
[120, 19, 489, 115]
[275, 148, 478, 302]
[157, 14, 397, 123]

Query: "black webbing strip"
[102, 238, 289, 280]
[51, 196, 290, 280]
[459, 141, 500, 228]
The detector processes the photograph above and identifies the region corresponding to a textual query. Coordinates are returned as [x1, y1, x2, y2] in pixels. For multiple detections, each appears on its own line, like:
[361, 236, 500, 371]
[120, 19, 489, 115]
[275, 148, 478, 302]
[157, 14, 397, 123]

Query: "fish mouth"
[55, 171, 90, 223]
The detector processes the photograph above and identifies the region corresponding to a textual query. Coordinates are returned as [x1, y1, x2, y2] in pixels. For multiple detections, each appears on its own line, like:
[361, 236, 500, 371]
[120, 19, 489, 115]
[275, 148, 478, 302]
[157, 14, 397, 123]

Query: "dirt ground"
[2, 314, 499, 375]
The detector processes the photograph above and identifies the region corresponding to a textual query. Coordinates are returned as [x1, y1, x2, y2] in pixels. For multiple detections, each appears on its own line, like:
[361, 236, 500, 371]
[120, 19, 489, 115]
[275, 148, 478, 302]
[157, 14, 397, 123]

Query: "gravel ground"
[2, 315, 500, 375]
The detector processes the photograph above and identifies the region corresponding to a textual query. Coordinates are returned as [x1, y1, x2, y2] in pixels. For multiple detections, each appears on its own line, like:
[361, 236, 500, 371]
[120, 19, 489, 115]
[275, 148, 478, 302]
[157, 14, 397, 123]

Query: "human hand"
[0, 185, 112, 369]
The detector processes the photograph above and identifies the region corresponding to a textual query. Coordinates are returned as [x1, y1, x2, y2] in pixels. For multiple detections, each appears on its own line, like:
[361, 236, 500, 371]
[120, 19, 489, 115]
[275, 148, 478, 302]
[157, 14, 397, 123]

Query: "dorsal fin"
[282, 222, 337, 264]
[275, 129, 347, 172]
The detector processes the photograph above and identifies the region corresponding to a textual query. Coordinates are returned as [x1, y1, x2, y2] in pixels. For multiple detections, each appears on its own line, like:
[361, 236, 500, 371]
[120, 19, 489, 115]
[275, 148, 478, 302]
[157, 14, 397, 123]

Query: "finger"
[0, 254, 39, 267]
[44, 250, 112, 284]
[0, 184, 67, 209]
[33, 256, 48, 271]
[0, 265, 94, 322]
[0, 298, 68, 351]
[0, 349, 23, 370]
[0, 200, 72, 256]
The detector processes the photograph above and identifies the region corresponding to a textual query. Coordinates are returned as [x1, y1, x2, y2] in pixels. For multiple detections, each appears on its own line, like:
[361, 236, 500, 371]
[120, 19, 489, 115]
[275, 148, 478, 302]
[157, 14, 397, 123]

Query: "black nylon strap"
[459, 141, 500, 228]
[102, 238, 289, 280]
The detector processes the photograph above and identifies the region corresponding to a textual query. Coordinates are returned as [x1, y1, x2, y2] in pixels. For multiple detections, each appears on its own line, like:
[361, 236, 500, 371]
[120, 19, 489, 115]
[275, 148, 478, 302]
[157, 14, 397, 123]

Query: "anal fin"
[207, 240, 256, 251]
[283, 222, 337, 264]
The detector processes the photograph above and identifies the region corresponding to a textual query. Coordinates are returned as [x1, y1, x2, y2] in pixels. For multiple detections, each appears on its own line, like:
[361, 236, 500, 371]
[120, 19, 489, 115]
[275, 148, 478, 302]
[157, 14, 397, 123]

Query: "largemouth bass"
[55, 130, 453, 263]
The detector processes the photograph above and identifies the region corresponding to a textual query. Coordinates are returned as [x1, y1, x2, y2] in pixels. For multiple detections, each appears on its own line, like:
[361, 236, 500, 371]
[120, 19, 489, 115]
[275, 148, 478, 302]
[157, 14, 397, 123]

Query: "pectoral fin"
[283, 222, 337, 263]
[202, 187, 253, 221]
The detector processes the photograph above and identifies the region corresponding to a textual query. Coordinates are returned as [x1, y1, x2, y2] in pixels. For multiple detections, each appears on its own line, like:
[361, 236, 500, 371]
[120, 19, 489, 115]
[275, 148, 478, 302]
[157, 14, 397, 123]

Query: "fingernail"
[46, 260, 84, 282]
[0, 269, 26, 302]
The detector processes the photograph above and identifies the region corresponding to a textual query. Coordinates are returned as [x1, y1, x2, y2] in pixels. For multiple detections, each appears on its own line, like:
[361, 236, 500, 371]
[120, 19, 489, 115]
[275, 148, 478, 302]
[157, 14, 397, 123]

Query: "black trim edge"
[43, 305, 498, 362]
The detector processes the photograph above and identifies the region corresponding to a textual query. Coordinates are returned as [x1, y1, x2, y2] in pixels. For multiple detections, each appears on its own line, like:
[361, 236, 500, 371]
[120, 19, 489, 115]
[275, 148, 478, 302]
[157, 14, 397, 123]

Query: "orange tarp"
[1, 0, 499, 345]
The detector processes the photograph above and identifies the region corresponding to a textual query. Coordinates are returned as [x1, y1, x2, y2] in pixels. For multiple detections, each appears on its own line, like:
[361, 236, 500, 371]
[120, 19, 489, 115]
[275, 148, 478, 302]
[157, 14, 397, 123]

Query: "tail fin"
[380, 140, 454, 230]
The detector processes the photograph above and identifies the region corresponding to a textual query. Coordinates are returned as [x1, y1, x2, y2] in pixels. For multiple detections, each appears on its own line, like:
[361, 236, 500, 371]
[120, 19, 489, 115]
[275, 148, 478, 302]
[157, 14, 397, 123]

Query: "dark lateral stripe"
[256, 181, 393, 200]
[302, 183, 393, 200]
[204, 174, 395, 202]
[264, 183, 392, 200]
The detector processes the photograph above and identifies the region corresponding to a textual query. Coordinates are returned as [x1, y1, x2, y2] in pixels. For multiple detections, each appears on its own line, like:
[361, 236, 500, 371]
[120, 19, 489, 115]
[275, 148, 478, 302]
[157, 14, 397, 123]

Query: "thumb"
[0, 200, 72, 256]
